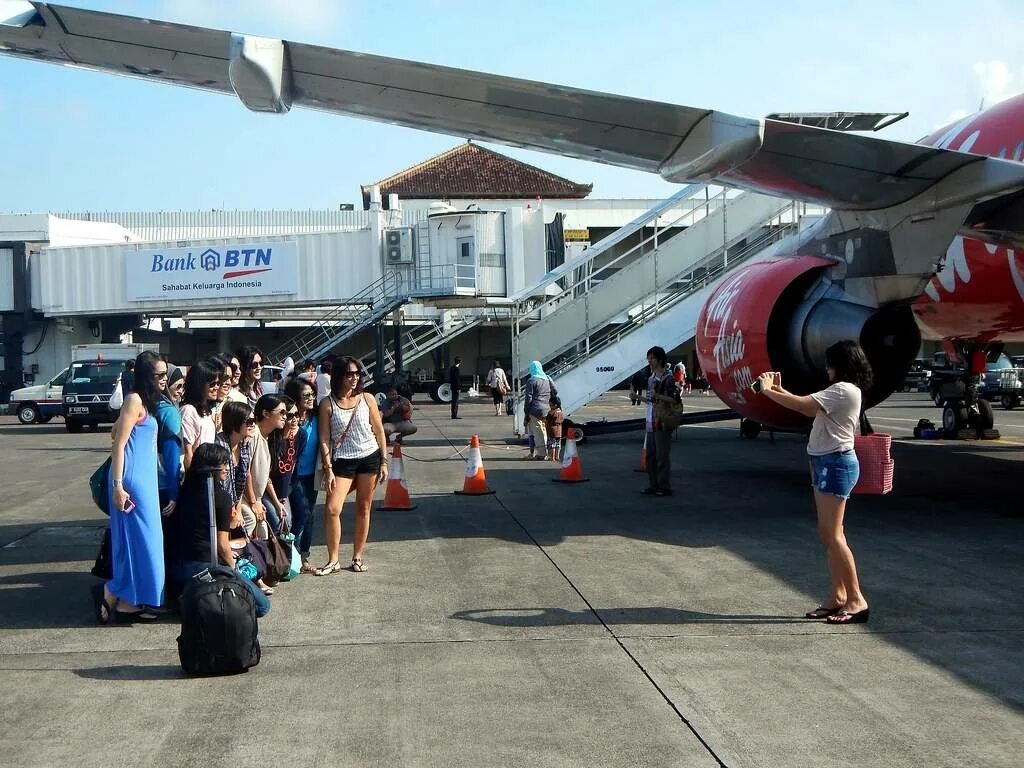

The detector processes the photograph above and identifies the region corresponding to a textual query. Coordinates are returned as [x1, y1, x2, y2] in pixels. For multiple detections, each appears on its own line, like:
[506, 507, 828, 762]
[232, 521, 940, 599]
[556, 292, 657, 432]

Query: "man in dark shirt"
[449, 357, 462, 419]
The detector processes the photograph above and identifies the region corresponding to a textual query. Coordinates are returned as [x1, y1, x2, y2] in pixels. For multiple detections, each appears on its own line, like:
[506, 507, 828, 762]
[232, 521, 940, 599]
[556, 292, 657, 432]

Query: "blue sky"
[2, 0, 1024, 212]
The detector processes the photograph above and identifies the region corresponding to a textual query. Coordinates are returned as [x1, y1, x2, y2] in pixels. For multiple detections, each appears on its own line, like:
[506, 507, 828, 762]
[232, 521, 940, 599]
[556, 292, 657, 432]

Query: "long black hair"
[131, 352, 163, 414]
[826, 340, 874, 393]
[236, 344, 265, 398]
[181, 442, 231, 490]
[182, 359, 220, 416]
[285, 377, 315, 417]
[329, 356, 364, 398]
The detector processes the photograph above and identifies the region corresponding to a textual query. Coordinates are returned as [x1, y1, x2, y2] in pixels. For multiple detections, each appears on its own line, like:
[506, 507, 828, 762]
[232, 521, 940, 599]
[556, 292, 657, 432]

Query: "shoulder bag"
[654, 375, 684, 431]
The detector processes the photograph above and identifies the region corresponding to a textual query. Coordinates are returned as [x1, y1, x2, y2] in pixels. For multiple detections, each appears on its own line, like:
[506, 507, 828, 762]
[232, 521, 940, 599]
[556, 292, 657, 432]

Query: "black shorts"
[332, 453, 382, 479]
[492, 390, 505, 404]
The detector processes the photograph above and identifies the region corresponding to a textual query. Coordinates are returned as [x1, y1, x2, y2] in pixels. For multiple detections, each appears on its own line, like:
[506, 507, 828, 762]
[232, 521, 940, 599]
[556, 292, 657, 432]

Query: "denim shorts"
[808, 450, 860, 499]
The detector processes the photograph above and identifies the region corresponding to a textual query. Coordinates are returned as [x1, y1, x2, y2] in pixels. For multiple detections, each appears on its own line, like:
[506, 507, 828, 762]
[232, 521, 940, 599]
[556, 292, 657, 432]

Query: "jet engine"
[695, 256, 921, 428]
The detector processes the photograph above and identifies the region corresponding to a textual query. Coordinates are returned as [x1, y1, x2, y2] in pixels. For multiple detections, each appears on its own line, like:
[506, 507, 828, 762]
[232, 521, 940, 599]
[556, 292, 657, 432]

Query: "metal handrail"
[545, 214, 798, 379]
[269, 270, 402, 363]
[508, 183, 715, 305]
[521, 186, 737, 321]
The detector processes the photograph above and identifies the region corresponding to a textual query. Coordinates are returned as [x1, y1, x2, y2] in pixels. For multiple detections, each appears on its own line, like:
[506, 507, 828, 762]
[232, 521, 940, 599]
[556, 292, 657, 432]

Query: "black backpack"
[177, 565, 261, 676]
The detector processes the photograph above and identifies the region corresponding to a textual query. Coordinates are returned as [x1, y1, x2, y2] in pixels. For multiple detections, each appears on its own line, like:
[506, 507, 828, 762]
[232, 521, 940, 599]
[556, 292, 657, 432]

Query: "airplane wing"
[3, 2, 1024, 213]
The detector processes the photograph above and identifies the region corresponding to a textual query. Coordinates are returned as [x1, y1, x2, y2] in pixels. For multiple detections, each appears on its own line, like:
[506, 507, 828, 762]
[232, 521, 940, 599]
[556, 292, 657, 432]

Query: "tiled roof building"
[361, 142, 592, 209]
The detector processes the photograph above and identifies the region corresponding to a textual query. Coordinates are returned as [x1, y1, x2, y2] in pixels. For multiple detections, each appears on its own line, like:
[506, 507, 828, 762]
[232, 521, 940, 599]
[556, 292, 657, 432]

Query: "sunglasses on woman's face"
[250, 361, 263, 370]
[302, 392, 315, 399]
[244, 417, 256, 427]
[286, 411, 299, 421]
[343, 370, 361, 377]
[155, 371, 168, 380]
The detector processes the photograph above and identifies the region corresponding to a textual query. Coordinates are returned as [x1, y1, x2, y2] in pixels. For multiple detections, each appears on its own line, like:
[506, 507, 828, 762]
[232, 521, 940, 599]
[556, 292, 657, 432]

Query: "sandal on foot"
[91, 584, 114, 625]
[260, 586, 275, 596]
[314, 561, 342, 576]
[826, 608, 870, 625]
[346, 558, 367, 572]
[804, 605, 843, 619]
[640, 487, 659, 496]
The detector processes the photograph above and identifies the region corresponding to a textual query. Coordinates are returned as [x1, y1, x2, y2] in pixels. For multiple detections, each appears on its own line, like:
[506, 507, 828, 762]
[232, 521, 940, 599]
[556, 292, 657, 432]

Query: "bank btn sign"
[126, 241, 298, 302]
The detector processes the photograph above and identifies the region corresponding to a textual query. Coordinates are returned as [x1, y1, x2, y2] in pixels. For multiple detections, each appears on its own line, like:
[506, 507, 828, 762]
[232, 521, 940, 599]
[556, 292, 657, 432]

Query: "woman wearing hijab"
[523, 361, 556, 460]
[155, 363, 183, 516]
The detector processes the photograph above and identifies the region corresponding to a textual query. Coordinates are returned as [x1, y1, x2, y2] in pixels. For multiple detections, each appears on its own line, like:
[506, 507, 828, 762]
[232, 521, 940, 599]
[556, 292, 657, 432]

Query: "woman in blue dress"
[93, 352, 166, 623]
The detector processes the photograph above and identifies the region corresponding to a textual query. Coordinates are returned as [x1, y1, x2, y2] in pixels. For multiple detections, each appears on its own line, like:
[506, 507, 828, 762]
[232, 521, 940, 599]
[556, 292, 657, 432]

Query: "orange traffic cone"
[553, 430, 589, 483]
[379, 443, 417, 511]
[455, 435, 495, 495]
[633, 432, 647, 473]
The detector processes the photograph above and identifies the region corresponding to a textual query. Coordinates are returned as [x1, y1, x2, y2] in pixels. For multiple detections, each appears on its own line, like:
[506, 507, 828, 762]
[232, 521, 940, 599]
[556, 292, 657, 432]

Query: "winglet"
[229, 33, 292, 114]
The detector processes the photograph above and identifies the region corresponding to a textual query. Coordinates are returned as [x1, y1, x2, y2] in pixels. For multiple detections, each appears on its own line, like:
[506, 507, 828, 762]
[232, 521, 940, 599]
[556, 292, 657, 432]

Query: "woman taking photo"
[642, 346, 678, 498]
[93, 352, 166, 623]
[285, 376, 319, 571]
[755, 340, 872, 625]
[316, 356, 388, 575]
[180, 360, 220, 471]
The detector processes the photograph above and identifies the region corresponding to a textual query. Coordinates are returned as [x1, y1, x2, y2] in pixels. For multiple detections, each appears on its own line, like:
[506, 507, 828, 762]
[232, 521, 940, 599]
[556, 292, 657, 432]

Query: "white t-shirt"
[180, 404, 216, 450]
[316, 373, 332, 404]
[807, 382, 861, 456]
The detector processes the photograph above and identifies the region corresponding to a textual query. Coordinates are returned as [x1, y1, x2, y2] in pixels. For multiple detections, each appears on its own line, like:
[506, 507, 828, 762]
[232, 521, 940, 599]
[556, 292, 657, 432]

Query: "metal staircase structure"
[515, 188, 793, 372]
[268, 272, 407, 364]
[510, 188, 803, 423]
[358, 306, 510, 386]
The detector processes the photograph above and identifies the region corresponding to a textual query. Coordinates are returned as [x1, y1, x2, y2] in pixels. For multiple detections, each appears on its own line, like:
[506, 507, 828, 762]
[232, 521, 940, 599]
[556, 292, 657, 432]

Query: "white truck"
[9, 343, 159, 427]
[62, 343, 160, 432]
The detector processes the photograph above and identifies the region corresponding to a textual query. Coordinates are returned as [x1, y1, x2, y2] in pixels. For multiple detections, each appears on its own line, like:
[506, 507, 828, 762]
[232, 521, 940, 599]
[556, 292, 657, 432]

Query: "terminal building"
[0, 142, 811, 415]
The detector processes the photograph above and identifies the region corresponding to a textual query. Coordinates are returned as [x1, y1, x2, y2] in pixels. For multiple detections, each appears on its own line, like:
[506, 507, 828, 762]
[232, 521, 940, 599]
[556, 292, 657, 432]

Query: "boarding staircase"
[268, 272, 407, 364]
[511, 188, 802, 420]
[358, 306, 510, 386]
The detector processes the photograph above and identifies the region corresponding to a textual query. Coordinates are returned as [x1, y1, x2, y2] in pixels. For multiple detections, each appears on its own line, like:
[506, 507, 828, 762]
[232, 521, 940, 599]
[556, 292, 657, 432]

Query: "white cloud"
[973, 60, 1018, 107]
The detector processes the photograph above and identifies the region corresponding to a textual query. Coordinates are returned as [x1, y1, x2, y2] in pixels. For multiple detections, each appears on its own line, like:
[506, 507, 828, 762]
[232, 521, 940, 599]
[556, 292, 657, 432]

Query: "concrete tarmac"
[0, 392, 1021, 767]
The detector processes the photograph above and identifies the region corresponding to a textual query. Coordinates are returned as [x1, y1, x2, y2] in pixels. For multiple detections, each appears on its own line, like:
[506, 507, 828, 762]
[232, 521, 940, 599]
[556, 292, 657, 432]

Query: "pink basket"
[853, 433, 894, 495]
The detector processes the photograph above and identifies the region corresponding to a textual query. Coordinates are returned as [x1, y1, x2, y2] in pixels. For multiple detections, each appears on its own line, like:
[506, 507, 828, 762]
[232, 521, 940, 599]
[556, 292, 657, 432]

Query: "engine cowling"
[696, 256, 921, 427]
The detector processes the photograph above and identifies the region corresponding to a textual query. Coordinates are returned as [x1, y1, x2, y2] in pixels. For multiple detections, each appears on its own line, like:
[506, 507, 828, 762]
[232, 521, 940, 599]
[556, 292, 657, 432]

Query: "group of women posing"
[94, 349, 389, 624]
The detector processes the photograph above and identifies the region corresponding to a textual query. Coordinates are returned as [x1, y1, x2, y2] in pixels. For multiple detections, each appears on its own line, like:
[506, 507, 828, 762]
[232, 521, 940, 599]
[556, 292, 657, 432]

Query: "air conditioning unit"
[383, 228, 414, 264]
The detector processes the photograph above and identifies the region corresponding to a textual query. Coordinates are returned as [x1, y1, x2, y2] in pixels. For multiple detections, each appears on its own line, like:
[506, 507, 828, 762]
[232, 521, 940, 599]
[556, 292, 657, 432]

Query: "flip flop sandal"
[804, 605, 843, 619]
[826, 608, 870, 625]
[314, 561, 342, 576]
[346, 558, 367, 572]
[91, 584, 114, 625]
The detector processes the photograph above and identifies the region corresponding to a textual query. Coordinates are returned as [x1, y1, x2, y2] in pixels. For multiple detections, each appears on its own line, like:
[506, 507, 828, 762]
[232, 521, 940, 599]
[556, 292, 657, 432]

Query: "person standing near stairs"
[449, 357, 462, 419]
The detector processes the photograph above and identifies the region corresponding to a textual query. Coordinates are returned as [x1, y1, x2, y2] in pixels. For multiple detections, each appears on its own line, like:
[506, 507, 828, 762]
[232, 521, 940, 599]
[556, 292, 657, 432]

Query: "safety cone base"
[454, 489, 496, 496]
[379, 501, 418, 511]
[552, 477, 590, 484]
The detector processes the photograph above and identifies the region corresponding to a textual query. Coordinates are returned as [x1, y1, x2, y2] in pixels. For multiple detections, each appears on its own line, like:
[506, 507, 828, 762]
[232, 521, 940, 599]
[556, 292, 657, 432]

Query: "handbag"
[852, 413, 893, 495]
[89, 458, 112, 516]
[234, 557, 258, 581]
[653, 375, 684, 430]
[262, 533, 292, 585]
[279, 531, 302, 580]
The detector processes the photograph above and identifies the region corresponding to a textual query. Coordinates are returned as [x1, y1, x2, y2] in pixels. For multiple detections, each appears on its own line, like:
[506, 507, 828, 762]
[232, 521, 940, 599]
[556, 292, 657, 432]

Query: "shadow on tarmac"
[452, 607, 810, 627]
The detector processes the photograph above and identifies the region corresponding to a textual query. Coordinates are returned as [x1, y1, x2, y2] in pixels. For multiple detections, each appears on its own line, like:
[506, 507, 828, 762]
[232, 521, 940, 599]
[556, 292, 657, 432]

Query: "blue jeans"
[168, 559, 271, 618]
[808, 450, 860, 500]
[289, 474, 317, 556]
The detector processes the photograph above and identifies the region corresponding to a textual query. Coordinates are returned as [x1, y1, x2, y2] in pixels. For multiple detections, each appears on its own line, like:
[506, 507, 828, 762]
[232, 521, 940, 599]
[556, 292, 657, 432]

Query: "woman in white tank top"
[315, 356, 388, 575]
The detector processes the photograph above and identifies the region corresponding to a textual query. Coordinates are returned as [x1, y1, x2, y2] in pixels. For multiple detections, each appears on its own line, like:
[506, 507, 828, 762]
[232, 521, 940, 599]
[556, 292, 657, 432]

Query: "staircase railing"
[268, 271, 403, 363]
[545, 210, 798, 380]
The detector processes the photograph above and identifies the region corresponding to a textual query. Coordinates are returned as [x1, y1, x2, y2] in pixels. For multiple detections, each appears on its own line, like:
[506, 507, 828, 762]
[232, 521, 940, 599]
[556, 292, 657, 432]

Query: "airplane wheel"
[375, 392, 387, 407]
[435, 383, 452, 403]
[740, 419, 762, 439]
[942, 402, 966, 435]
[978, 399, 995, 430]
[932, 390, 944, 407]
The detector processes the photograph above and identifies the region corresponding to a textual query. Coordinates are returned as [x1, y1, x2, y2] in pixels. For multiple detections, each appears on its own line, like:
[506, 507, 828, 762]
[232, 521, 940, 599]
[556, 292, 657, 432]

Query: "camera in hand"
[751, 379, 763, 394]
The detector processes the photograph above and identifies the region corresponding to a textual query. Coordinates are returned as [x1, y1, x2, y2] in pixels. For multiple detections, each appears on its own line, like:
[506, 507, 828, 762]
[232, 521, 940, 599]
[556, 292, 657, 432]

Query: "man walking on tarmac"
[450, 357, 462, 419]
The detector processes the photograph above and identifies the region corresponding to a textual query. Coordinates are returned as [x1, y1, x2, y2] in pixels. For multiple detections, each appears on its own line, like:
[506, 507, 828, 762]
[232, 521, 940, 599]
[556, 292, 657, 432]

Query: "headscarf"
[163, 363, 184, 402]
[528, 360, 549, 381]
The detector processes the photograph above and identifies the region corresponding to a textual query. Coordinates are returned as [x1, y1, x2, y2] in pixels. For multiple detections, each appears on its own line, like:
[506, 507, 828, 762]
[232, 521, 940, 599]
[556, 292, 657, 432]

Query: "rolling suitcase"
[176, 473, 261, 675]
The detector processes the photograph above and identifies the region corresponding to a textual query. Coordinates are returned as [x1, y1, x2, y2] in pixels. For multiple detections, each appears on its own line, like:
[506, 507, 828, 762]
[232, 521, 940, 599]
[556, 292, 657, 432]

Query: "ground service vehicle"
[62, 343, 159, 433]
[8, 367, 69, 424]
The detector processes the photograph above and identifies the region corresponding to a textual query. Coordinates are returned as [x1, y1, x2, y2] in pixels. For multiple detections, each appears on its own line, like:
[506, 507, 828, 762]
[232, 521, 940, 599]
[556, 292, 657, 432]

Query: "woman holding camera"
[755, 340, 871, 625]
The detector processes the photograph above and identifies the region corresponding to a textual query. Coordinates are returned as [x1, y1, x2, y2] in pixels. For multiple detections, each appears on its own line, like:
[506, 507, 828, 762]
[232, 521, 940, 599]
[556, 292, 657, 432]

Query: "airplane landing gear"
[942, 342, 1000, 439]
